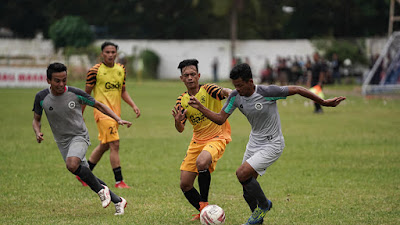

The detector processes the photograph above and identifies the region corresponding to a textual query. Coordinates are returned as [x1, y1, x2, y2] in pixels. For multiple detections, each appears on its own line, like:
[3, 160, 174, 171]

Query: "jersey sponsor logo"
[105, 82, 122, 90]
[200, 95, 206, 103]
[189, 113, 207, 125]
[255, 103, 263, 110]
[68, 101, 76, 109]
[49, 106, 53, 111]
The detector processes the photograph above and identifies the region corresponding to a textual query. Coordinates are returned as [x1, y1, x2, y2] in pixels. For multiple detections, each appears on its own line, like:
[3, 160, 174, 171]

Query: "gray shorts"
[56, 136, 90, 167]
[243, 137, 285, 176]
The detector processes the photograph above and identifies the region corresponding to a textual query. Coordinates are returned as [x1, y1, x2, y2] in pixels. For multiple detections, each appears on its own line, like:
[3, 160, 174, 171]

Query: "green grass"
[0, 81, 399, 224]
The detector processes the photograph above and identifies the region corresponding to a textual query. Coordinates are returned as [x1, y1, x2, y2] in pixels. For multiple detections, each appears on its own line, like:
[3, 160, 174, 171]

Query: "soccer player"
[81, 41, 141, 188]
[188, 63, 346, 225]
[32, 62, 130, 215]
[171, 59, 232, 221]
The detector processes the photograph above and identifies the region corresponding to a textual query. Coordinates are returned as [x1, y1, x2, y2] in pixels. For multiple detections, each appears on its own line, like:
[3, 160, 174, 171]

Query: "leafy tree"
[48, 16, 94, 50]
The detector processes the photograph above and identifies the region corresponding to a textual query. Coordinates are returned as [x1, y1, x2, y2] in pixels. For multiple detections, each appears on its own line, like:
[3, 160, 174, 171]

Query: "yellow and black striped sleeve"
[203, 83, 224, 100]
[86, 63, 101, 87]
[117, 63, 127, 87]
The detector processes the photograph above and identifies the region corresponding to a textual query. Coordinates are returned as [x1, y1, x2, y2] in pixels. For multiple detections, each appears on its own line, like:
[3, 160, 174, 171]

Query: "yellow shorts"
[180, 139, 226, 173]
[96, 119, 119, 144]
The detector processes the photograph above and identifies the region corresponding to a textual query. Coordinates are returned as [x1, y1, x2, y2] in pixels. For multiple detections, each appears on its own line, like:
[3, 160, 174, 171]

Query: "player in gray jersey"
[32, 63, 131, 215]
[188, 63, 346, 225]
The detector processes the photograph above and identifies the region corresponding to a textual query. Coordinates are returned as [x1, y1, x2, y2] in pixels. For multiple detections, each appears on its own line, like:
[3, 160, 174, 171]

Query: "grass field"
[0, 80, 399, 224]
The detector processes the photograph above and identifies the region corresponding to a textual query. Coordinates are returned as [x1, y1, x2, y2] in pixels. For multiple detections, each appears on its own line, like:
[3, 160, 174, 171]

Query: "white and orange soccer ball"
[200, 204, 225, 225]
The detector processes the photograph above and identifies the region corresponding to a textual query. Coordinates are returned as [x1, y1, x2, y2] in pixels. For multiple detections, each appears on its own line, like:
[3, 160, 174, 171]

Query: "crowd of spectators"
[259, 53, 341, 87]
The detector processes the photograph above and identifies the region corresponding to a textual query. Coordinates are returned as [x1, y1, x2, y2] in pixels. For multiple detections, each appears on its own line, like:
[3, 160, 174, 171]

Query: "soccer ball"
[200, 204, 225, 225]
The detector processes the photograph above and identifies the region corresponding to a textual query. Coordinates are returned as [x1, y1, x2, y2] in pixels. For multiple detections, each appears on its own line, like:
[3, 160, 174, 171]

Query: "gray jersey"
[222, 85, 289, 146]
[32, 86, 96, 143]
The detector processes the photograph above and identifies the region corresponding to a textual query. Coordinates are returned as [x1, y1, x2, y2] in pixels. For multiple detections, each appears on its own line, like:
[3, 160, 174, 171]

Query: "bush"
[312, 38, 368, 65]
[49, 16, 94, 50]
[139, 49, 160, 79]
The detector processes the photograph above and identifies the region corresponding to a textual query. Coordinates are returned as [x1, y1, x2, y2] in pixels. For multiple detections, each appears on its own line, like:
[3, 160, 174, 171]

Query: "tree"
[210, 0, 262, 66]
[48, 16, 94, 50]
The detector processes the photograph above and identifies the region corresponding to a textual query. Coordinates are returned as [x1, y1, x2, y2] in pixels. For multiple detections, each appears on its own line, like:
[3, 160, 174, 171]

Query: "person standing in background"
[80, 41, 141, 189]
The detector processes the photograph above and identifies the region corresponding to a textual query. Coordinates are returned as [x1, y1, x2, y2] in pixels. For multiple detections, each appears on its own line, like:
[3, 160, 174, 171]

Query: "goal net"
[362, 31, 400, 96]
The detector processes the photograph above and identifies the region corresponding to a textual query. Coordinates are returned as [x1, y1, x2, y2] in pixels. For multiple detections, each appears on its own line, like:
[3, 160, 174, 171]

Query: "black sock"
[88, 160, 96, 171]
[314, 103, 323, 111]
[96, 178, 121, 204]
[73, 165, 103, 193]
[183, 187, 201, 211]
[113, 166, 123, 182]
[240, 177, 269, 209]
[198, 169, 211, 202]
[243, 186, 258, 212]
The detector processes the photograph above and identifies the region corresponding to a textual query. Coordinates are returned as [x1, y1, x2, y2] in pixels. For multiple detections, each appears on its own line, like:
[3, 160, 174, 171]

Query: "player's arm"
[221, 87, 232, 98]
[93, 100, 132, 127]
[121, 86, 141, 118]
[82, 85, 94, 114]
[188, 96, 230, 125]
[172, 105, 186, 133]
[32, 113, 44, 143]
[287, 86, 346, 107]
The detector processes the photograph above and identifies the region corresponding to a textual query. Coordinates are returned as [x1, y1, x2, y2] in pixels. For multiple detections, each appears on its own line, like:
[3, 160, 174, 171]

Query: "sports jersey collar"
[49, 86, 67, 96]
[102, 62, 115, 68]
[242, 85, 257, 99]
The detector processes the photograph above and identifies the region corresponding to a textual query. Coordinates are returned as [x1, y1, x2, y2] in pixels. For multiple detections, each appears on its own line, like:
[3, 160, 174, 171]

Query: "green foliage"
[139, 49, 160, 79]
[312, 38, 368, 65]
[48, 16, 94, 50]
[63, 45, 101, 64]
[124, 55, 138, 78]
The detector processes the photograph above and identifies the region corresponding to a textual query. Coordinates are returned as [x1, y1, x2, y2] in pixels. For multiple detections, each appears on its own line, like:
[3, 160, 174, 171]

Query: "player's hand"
[322, 96, 346, 107]
[188, 96, 202, 109]
[172, 105, 187, 122]
[36, 132, 44, 143]
[133, 105, 141, 118]
[118, 120, 132, 128]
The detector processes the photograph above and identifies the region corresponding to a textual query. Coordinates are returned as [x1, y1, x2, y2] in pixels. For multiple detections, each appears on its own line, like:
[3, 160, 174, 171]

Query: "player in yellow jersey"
[172, 59, 232, 221]
[80, 41, 141, 189]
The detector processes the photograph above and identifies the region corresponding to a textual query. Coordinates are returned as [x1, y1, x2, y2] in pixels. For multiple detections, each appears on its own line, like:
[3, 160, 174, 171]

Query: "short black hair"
[230, 63, 252, 81]
[101, 41, 118, 51]
[177, 59, 199, 73]
[47, 62, 67, 80]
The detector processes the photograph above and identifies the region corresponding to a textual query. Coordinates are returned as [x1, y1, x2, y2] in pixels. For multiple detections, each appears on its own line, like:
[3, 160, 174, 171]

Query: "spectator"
[331, 53, 341, 84]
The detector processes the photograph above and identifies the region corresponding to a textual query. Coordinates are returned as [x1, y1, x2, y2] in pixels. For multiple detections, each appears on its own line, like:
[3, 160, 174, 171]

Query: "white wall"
[97, 39, 315, 80]
[0, 37, 388, 84]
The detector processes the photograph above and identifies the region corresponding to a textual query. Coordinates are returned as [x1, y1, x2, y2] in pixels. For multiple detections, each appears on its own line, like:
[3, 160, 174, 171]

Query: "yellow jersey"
[176, 84, 231, 143]
[86, 63, 126, 122]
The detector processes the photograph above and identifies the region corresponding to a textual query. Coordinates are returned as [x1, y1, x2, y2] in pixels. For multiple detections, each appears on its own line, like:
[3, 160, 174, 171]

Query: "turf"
[0, 81, 399, 224]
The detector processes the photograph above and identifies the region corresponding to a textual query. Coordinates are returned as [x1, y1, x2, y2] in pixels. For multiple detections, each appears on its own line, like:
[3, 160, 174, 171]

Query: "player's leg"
[88, 143, 110, 170]
[109, 140, 128, 188]
[196, 150, 212, 203]
[240, 145, 283, 224]
[196, 140, 226, 203]
[237, 162, 269, 209]
[243, 186, 258, 212]
[75, 142, 108, 186]
[237, 162, 271, 225]
[95, 177, 128, 215]
[180, 170, 200, 209]
[65, 139, 112, 208]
